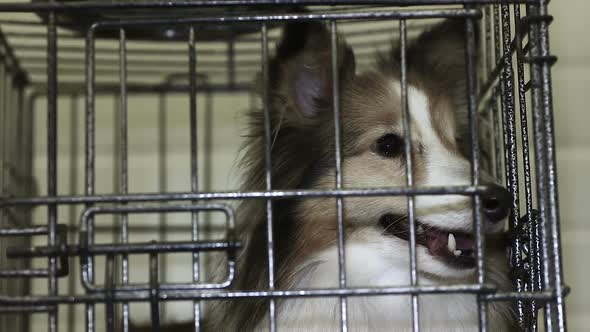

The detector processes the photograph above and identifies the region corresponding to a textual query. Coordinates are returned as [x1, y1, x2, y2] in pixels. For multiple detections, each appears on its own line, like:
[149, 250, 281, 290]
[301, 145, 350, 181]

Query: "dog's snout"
[481, 184, 512, 223]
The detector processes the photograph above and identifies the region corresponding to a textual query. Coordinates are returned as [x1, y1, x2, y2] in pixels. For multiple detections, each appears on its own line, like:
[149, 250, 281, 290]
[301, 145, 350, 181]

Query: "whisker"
[380, 215, 409, 236]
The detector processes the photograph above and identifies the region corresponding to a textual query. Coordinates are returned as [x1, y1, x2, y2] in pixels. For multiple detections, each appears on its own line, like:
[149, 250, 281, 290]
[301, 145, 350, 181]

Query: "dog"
[205, 19, 516, 332]
[133, 19, 516, 332]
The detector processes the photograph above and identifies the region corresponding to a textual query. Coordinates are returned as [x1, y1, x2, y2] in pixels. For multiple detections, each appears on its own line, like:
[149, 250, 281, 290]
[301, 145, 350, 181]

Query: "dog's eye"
[374, 134, 403, 158]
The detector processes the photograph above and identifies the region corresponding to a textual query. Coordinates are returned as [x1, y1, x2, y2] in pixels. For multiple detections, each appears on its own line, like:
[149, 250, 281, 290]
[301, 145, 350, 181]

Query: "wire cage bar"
[0, 1, 566, 332]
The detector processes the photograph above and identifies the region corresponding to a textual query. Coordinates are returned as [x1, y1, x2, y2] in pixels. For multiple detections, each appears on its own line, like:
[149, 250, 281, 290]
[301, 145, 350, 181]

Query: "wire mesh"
[0, 1, 567, 332]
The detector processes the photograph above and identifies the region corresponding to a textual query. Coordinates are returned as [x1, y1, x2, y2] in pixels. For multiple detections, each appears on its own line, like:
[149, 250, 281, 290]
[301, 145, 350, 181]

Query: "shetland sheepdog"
[136, 18, 516, 332]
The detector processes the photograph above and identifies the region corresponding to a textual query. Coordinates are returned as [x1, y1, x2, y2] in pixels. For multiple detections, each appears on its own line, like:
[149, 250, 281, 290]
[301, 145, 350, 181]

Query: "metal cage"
[0, 1, 567, 332]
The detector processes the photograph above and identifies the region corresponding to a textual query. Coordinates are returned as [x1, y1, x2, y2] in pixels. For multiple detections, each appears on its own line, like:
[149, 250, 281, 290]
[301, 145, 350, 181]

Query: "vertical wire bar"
[23, 93, 36, 332]
[202, 84, 213, 273]
[157, 88, 171, 320]
[0, 55, 4, 208]
[46, 5, 59, 332]
[111, 94, 121, 328]
[67, 94, 79, 332]
[399, 19, 419, 332]
[12, 77, 19, 185]
[24, 94, 36, 330]
[525, 4, 556, 330]
[260, 22, 276, 332]
[204, 86, 213, 203]
[492, 5, 504, 182]
[484, 6, 493, 82]
[499, 4, 525, 326]
[4, 85, 10, 328]
[525, 3, 553, 330]
[484, 4, 493, 162]
[5, 68, 16, 331]
[149, 252, 161, 332]
[14, 77, 32, 331]
[85, 25, 97, 332]
[484, 5, 502, 180]
[3, 69, 12, 197]
[9, 79, 17, 198]
[0, 51, 5, 332]
[536, 1, 567, 330]
[513, 4, 538, 329]
[16, 80, 30, 332]
[464, 17, 487, 332]
[491, 89, 503, 181]
[157, 92, 168, 321]
[188, 26, 202, 332]
[330, 20, 348, 332]
[0, 58, 5, 212]
[118, 28, 130, 332]
[105, 254, 115, 332]
[0, 70, 11, 326]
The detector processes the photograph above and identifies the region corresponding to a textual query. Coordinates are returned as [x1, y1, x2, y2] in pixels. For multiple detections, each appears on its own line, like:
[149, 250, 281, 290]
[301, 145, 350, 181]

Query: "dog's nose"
[481, 184, 512, 223]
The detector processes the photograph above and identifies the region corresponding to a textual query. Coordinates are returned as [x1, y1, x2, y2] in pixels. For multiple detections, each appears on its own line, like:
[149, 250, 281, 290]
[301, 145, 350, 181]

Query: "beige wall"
[549, 0, 589, 330]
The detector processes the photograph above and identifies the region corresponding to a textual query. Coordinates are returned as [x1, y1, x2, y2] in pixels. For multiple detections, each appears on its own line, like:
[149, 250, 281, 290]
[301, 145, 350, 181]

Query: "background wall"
[548, 0, 589, 329]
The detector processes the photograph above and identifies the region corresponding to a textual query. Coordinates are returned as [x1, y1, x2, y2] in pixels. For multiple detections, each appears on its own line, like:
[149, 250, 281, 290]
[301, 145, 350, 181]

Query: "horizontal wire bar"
[19, 56, 262, 68]
[0, 226, 48, 236]
[0, 285, 566, 305]
[1, 185, 495, 207]
[2, 25, 423, 43]
[7, 240, 241, 258]
[78, 264, 236, 293]
[0, 284, 500, 305]
[0, 269, 49, 278]
[0, 1, 533, 12]
[485, 286, 570, 301]
[29, 67, 191, 76]
[56, 224, 227, 233]
[25, 67, 256, 77]
[0, 285, 570, 309]
[0, 305, 56, 313]
[87, 9, 481, 30]
[80, 203, 236, 218]
[18, 54, 376, 67]
[27, 82, 253, 95]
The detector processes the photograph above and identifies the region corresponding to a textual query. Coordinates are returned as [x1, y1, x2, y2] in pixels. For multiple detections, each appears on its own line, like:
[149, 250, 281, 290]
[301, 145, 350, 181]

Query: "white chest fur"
[254, 243, 512, 332]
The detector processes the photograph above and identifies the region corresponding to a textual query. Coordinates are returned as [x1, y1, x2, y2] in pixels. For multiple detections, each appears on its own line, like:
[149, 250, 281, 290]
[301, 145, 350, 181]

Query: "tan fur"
[203, 20, 515, 331]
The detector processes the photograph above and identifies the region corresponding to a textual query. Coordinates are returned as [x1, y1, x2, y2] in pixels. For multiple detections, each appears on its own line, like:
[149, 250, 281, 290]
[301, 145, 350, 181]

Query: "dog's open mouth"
[379, 214, 476, 269]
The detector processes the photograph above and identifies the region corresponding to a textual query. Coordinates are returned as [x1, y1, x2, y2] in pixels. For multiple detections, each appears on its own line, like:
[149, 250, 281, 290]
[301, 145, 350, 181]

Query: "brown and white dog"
[131, 19, 516, 332]
[206, 19, 516, 332]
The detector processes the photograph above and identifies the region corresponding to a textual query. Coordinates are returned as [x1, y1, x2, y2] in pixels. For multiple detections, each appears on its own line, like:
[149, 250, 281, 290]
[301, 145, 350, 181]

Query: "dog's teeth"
[454, 250, 462, 256]
[417, 225, 424, 233]
[447, 233, 456, 253]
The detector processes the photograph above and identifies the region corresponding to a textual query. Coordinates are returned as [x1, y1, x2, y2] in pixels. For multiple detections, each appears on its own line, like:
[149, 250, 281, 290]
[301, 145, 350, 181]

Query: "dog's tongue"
[425, 229, 474, 256]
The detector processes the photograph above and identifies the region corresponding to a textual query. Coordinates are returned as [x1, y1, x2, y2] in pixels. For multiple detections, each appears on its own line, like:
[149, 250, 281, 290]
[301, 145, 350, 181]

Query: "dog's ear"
[269, 22, 355, 125]
[388, 19, 477, 105]
[401, 19, 479, 156]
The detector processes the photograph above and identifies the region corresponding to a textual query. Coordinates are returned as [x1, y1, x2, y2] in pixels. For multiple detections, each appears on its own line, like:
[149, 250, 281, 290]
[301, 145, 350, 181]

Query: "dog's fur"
[129, 19, 516, 332]
[204, 19, 515, 332]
